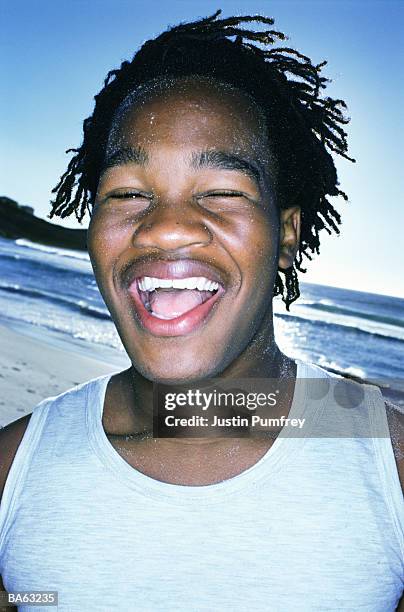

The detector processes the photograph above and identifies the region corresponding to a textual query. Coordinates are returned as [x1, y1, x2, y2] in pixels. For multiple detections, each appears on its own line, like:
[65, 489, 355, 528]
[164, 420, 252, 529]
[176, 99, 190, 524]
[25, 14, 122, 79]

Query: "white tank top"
[0, 360, 403, 611]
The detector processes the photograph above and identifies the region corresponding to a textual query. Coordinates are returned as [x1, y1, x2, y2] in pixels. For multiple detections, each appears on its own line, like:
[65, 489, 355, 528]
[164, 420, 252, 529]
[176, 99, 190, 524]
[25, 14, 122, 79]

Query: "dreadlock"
[50, 9, 354, 309]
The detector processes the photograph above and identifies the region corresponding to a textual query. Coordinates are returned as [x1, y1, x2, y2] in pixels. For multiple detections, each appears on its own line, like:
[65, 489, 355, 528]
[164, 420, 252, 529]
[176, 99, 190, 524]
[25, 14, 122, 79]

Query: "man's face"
[88, 80, 282, 382]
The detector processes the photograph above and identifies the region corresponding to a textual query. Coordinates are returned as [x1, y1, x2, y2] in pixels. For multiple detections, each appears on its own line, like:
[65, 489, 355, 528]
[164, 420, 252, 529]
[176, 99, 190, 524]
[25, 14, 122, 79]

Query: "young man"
[0, 11, 403, 611]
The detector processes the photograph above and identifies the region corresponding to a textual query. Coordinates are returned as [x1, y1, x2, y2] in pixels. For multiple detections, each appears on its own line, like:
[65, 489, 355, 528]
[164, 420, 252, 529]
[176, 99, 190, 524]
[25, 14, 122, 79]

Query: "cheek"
[87, 208, 133, 271]
[87, 210, 134, 311]
[221, 208, 279, 280]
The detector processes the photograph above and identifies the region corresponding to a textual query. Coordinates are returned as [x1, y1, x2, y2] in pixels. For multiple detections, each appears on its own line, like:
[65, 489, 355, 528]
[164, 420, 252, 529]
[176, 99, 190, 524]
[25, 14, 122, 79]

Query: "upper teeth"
[138, 276, 219, 292]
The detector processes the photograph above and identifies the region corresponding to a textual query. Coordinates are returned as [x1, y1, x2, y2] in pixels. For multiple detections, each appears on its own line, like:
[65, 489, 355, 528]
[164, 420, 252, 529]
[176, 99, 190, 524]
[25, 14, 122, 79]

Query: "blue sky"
[1, 0, 403, 297]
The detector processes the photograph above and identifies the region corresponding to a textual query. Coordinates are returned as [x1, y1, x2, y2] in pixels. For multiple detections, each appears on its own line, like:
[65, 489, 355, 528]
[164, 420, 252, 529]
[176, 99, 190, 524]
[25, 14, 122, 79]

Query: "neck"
[120, 307, 296, 441]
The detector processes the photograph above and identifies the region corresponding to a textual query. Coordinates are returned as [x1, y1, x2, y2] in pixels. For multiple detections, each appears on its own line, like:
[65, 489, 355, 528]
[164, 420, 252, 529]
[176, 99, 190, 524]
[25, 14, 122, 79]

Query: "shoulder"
[0, 429, 19, 599]
[0, 414, 31, 503]
[0, 375, 109, 504]
[385, 400, 404, 491]
[303, 361, 404, 490]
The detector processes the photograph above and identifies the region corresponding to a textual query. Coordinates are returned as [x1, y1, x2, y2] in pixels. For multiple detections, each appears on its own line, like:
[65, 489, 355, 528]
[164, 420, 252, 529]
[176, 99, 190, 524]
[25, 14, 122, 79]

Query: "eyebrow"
[191, 150, 264, 187]
[101, 146, 264, 188]
[102, 146, 149, 170]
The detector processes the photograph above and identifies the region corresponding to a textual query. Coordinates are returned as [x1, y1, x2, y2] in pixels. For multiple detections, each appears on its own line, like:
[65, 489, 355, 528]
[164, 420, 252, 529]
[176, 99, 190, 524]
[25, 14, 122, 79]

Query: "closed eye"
[97, 189, 154, 209]
[198, 191, 246, 198]
[95, 190, 153, 214]
[195, 190, 257, 211]
[108, 191, 151, 200]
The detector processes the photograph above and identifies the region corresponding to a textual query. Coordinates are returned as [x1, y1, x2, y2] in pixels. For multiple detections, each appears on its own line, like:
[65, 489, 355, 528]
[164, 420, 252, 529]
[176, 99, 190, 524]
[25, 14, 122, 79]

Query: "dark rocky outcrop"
[0, 196, 87, 251]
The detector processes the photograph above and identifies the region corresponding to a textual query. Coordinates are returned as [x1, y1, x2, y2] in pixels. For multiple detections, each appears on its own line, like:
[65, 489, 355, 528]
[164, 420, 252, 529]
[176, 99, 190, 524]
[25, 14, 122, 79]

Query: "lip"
[122, 258, 228, 337]
[121, 257, 229, 290]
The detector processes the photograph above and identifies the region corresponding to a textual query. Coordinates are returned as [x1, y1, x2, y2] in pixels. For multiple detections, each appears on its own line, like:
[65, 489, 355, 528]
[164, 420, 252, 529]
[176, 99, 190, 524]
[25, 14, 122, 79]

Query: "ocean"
[0, 236, 403, 404]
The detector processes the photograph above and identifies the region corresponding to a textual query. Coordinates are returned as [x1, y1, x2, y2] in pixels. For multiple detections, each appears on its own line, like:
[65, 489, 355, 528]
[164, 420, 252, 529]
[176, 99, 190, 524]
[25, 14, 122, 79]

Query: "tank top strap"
[0, 376, 110, 561]
[367, 383, 404, 564]
[0, 398, 51, 556]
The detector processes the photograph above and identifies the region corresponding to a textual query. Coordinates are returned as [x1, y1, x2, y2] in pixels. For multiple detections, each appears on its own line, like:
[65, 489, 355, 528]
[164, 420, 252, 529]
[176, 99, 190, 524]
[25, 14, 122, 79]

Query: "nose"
[132, 199, 213, 252]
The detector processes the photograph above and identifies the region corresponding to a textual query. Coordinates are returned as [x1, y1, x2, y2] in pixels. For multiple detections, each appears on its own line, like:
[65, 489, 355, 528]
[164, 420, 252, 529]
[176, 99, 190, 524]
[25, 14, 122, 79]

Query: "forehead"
[106, 79, 269, 158]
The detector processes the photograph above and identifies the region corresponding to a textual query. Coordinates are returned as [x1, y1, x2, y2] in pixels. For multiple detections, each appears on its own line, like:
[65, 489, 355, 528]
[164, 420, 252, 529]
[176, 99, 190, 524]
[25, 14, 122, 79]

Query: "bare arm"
[385, 402, 404, 610]
[0, 415, 31, 611]
[0, 573, 17, 612]
[386, 400, 404, 491]
[0, 415, 31, 502]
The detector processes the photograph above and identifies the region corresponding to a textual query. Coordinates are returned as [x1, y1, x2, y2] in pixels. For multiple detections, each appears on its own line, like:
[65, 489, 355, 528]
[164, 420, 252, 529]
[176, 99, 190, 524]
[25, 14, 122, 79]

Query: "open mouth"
[128, 275, 225, 336]
[138, 276, 220, 319]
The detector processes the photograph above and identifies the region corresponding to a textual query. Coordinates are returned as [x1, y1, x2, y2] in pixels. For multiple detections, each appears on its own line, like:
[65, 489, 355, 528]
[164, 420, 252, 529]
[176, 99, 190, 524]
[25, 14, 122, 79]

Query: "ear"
[278, 206, 301, 270]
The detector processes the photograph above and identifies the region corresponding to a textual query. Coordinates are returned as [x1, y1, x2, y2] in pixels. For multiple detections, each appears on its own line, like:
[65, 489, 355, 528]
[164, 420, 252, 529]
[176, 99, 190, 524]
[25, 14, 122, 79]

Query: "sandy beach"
[0, 321, 129, 427]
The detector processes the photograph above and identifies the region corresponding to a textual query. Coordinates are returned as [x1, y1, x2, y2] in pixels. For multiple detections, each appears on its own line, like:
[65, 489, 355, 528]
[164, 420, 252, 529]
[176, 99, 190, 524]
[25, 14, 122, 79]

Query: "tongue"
[149, 289, 206, 319]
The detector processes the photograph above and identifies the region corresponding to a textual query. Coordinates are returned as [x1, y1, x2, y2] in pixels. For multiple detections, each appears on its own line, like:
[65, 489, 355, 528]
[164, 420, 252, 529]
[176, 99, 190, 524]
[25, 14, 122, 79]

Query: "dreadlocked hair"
[50, 9, 354, 309]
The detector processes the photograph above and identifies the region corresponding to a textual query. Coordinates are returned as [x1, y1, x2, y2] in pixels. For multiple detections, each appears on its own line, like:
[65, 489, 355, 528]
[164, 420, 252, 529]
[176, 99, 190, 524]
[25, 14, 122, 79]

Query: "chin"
[127, 344, 227, 384]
